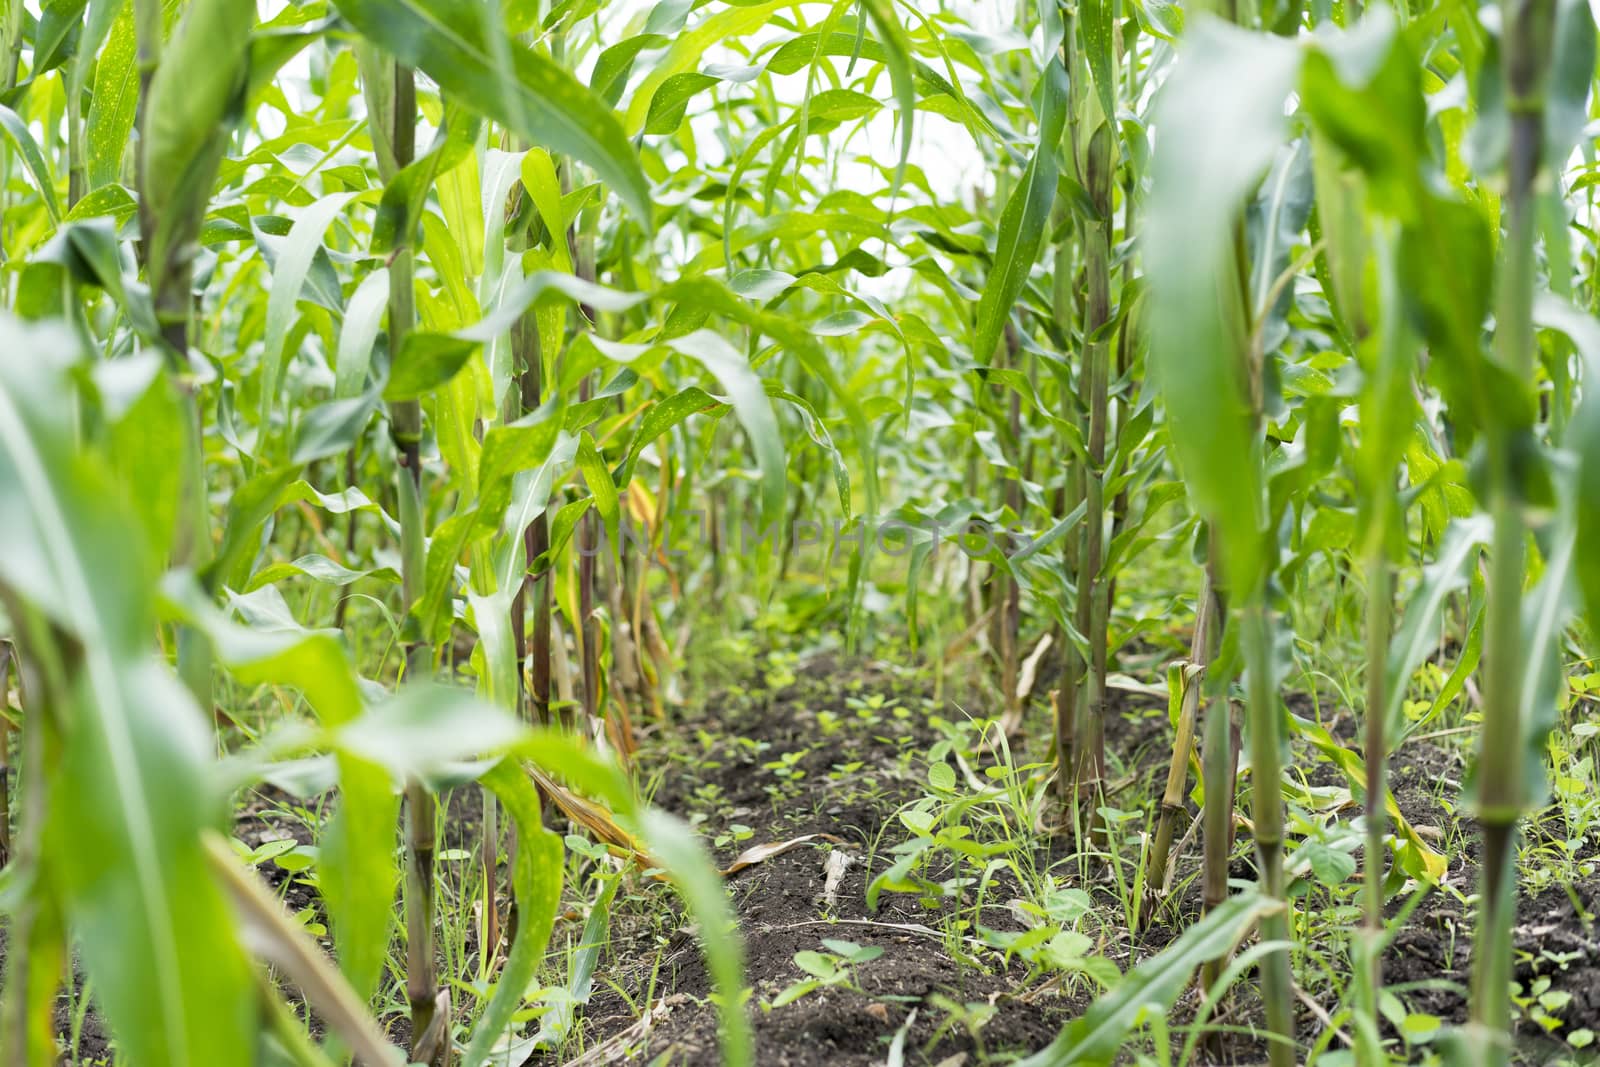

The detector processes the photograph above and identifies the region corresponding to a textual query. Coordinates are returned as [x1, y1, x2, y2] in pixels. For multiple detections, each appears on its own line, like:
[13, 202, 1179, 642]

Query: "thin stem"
[0, 0, 23, 91]
[1073, 120, 1114, 841]
[573, 200, 600, 734]
[1244, 597, 1294, 1067]
[1199, 561, 1233, 996]
[333, 444, 361, 632]
[0, 641, 12, 868]
[133, 0, 214, 711]
[66, 64, 85, 208]
[1150, 569, 1216, 900]
[1471, 0, 1554, 1052]
[1053, 243, 1083, 818]
[363, 56, 442, 1062]
[1357, 503, 1393, 1053]
[998, 323, 1024, 725]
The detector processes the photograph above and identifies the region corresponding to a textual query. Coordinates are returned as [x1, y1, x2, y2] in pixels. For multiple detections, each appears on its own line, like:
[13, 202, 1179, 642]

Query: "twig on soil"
[819, 850, 854, 909]
[564, 994, 686, 1067]
[951, 742, 991, 791]
[721, 833, 844, 876]
[942, 606, 996, 661]
[1408, 725, 1479, 744]
[1016, 632, 1053, 703]
[1294, 982, 1350, 1049]
[762, 917, 989, 952]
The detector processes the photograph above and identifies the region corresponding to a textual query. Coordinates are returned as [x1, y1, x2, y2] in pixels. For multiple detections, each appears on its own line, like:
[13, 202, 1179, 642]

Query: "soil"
[7, 649, 1600, 1065]
[556, 652, 1090, 1066]
[1379, 740, 1600, 1064]
[557, 655, 1600, 1065]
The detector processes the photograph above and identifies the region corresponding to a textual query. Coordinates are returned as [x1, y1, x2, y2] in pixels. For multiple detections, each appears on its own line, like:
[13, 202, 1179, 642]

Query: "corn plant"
[3, 0, 1600, 1064]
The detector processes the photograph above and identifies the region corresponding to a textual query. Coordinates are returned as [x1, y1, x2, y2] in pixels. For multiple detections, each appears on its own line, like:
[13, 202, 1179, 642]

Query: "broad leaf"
[333, 0, 652, 225]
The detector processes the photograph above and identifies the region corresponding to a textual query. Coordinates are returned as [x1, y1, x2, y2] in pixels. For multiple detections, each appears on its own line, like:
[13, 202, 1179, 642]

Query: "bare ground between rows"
[554, 652, 1278, 1066]
[547, 653, 1091, 1066]
[561, 659, 1600, 1066]
[1375, 737, 1600, 1064]
[8, 655, 1600, 1064]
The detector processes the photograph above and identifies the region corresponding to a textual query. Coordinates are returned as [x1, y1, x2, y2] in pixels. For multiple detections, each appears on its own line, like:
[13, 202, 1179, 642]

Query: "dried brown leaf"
[720, 833, 843, 876]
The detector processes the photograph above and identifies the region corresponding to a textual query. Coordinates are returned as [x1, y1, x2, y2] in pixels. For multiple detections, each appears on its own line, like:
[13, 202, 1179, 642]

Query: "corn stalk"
[1148, 567, 1216, 901]
[1471, 0, 1556, 1053]
[134, 0, 254, 708]
[358, 50, 443, 1062]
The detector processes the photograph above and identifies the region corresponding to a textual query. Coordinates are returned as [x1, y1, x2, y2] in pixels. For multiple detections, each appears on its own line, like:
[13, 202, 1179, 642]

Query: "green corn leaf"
[306, 752, 399, 1003]
[337, 683, 527, 782]
[244, 553, 399, 591]
[520, 148, 572, 272]
[523, 873, 620, 1051]
[84, 2, 138, 191]
[384, 332, 480, 400]
[461, 759, 563, 1067]
[415, 509, 475, 644]
[468, 587, 517, 710]
[1147, 20, 1301, 595]
[492, 431, 578, 591]
[99, 354, 183, 575]
[1514, 507, 1576, 813]
[591, 33, 668, 107]
[1080, 0, 1117, 126]
[512, 729, 750, 1067]
[165, 571, 400, 1004]
[1382, 516, 1491, 743]
[0, 859, 67, 1063]
[245, 15, 337, 103]
[577, 430, 621, 556]
[761, 28, 961, 101]
[622, 0, 789, 136]
[643, 71, 720, 134]
[159, 571, 365, 726]
[0, 320, 256, 1067]
[31, 0, 89, 75]
[478, 414, 563, 507]
[769, 385, 851, 521]
[1017, 893, 1280, 1066]
[260, 192, 357, 437]
[332, 0, 652, 226]
[46, 217, 160, 338]
[638, 808, 753, 1067]
[665, 330, 785, 528]
[1535, 295, 1600, 646]
[292, 390, 381, 465]
[0, 105, 63, 224]
[534, 497, 592, 573]
[971, 40, 1067, 364]
[1546, 0, 1597, 169]
[139, 0, 257, 295]
[370, 103, 481, 256]
[613, 386, 724, 490]
[1299, 14, 1424, 211]
[335, 267, 391, 399]
[860, 0, 915, 201]
[205, 465, 304, 592]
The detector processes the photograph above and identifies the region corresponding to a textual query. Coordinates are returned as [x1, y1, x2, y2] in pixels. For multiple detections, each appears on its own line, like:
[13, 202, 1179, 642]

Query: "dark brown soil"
[1379, 739, 1600, 1064]
[554, 653, 1090, 1066]
[560, 659, 1600, 1067]
[9, 650, 1600, 1065]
